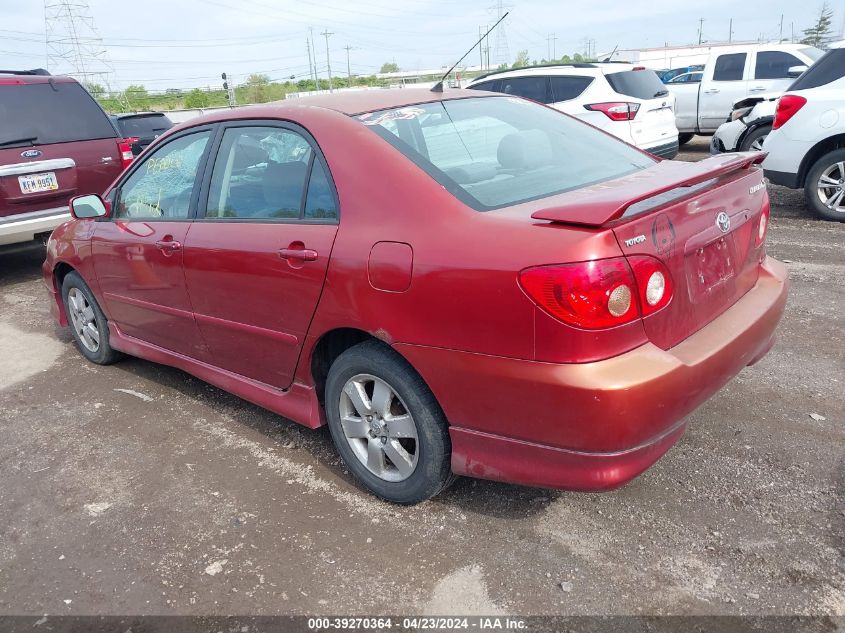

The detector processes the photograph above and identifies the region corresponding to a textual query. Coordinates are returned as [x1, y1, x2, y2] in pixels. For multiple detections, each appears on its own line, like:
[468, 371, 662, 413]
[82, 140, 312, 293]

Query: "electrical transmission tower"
[491, 0, 509, 66]
[44, 0, 115, 92]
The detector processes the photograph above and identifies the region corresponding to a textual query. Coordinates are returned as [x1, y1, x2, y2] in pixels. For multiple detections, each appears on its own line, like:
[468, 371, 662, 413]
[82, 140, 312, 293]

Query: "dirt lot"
[0, 137, 842, 618]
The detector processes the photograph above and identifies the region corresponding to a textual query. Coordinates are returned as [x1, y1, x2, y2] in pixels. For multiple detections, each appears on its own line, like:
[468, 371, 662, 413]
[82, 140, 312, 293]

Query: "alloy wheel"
[338, 373, 419, 482]
[67, 287, 100, 353]
[817, 161, 845, 213]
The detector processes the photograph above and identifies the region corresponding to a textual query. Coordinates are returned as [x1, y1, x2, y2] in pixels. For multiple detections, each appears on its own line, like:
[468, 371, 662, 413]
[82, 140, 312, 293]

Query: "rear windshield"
[358, 96, 655, 211]
[115, 114, 173, 138]
[605, 69, 668, 99]
[789, 48, 845, 90]
[0, 81, 116, 146]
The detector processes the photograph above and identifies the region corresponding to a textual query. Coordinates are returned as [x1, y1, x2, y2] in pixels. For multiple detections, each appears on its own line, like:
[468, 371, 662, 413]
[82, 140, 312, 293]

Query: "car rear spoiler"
[531, 152, 766, 227]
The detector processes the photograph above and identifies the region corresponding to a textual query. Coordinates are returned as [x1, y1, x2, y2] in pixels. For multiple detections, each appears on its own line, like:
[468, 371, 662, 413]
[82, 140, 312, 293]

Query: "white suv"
[466, 63, 679, 158]
[763, 44, 845, 222]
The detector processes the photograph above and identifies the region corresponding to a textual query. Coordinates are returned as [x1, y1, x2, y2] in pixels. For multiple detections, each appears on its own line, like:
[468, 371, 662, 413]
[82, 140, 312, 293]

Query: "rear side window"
[604, 70, 668, 99]
[713, 53, 746, 81]
[549, 76, 593, 102]
[359, 97, 655, 211]
[0, 81, 116, 146]
[755, 51, 804, 79]
[115, 115, 173, 138]
[789, 49, 845, 90]
[499, 76, 551, 104]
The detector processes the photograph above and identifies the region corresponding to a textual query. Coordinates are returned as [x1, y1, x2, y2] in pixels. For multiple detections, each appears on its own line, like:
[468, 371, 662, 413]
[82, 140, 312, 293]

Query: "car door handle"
[703, 88, 720, 94]
[749, 86, 766, 92]
[155, 239, 182, 253]
[279, 247, 318, 261]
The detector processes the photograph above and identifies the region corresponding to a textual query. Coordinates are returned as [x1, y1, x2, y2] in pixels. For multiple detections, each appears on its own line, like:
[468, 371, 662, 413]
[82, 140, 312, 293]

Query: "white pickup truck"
[668, 43, 823, 143]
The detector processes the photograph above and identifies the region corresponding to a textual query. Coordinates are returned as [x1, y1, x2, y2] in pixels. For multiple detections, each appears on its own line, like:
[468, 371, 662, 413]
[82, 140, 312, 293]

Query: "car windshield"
[116, 115, 172, 138]
[358, 96, 655, 211]
[0, 81, 116, 146]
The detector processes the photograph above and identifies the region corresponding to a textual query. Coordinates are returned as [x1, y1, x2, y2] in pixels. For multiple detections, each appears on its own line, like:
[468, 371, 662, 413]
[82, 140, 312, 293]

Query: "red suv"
[0, 69, 132, 248]
[43, 90, 787, 504]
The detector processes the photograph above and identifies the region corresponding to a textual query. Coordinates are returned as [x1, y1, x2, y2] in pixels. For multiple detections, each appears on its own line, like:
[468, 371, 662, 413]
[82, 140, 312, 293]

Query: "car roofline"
[469, 61, 635, 83]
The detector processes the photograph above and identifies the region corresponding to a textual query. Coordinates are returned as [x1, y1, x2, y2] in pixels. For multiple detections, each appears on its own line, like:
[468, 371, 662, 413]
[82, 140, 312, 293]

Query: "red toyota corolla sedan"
[43, 89, 788, 504]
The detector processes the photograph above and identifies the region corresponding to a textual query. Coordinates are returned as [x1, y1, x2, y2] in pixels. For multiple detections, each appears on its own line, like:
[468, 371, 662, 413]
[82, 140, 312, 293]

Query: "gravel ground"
[0, 137, 842, 618]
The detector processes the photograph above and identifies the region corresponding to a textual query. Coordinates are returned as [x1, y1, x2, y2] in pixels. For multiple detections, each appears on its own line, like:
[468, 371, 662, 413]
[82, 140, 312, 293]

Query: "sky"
[2, 0, 842, 91]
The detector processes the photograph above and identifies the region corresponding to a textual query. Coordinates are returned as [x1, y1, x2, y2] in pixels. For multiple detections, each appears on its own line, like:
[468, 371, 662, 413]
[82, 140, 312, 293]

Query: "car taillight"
[756, 201, 770, 247]
[118, 140, 134, 169]
[772, 95, 806, 130]
[584, 102, 640, 121]
[519, 258, 639, 329]
[626, 256, 673, 317]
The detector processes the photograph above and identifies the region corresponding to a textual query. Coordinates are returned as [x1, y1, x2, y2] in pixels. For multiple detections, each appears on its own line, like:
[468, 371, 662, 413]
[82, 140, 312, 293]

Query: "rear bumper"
[764, 169, 800, 189]
[645, 139, 680, 160]
[395, 257, 788, 491]
[0, 206, 70, 247]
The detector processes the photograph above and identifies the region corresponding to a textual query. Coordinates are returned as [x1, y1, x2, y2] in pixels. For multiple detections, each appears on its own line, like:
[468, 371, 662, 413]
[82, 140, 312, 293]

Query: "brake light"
[626, 256, 673, 316]
[772, 95, 806, 130]
[584, 102, 640, 121]
[519, 258, 639, 329]
[118, 140, 134, 169]
[124, 136, 140, 145]
[756, 200, 770, 247]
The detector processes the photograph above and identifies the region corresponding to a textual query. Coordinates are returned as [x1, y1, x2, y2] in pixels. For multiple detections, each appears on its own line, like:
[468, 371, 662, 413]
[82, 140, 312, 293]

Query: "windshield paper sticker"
[359, 107, 426, 126]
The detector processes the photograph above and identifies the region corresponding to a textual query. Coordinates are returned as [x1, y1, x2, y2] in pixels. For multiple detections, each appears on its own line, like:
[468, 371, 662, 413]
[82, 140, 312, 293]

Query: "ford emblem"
[716, 211, 731, 233]
[21, 149, 42, 159]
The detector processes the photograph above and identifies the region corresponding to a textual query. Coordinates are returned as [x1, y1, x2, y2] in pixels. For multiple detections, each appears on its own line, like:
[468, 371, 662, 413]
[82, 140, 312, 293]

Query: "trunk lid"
[532, 153, 769, 349]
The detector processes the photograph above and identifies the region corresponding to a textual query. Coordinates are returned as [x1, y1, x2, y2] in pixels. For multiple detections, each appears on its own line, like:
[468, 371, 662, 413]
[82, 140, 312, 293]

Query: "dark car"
[0, 69, 132, 247]
[109, 112, 174, 157]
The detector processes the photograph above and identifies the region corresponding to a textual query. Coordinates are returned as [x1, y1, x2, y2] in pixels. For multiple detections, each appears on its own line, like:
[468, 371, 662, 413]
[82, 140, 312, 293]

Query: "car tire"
[804, 148, 845, 222]
[61, 271, 123, 365]
[739, 125, 771, 152]
[678, 133, 695, 146]
[324, 340, 455, 504]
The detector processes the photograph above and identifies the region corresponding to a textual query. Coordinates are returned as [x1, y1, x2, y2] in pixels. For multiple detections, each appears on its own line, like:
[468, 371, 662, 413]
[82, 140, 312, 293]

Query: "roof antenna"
[602, 45, 619, 63]
[431, 12, 509, 93]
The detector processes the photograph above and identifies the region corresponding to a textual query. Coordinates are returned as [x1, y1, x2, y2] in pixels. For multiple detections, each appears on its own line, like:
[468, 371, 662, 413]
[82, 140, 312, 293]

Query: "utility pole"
[309, 27, 318, 83]
[728, 18, 733, 43]
[321, 29, 334, 92]
[485, 24, 490, 69]
[344, 44, 352, 82]
[546, 33, 557, 60]
[698, 18, 704, 45]
[306, 39, 314, 86]
[479, 26, 484, 68]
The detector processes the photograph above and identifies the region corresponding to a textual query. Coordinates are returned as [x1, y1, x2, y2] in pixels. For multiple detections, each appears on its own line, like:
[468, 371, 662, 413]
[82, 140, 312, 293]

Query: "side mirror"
[787, 65, 808, 78]
[70, 194, 109, 219]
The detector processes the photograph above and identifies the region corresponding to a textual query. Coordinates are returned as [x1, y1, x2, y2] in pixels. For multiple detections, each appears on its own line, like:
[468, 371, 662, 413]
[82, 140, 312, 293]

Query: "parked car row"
[0, 69, 171, 248]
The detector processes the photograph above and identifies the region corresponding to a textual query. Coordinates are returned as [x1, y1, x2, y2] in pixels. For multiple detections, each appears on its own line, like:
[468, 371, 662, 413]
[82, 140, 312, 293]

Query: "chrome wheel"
[817, 161, 845, 213]
[750, 135, 766, 151]
[67, 287, 100, 353]
[339, 373, 418, 482]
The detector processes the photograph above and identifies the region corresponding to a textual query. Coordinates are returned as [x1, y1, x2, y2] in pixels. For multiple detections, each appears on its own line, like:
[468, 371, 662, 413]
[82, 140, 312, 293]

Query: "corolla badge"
[716, 211, 731, 233]
[20, 149, 42, 159]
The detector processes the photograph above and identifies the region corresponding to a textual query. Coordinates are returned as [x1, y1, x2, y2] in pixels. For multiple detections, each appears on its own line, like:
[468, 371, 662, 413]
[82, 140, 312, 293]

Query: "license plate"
[689, 236, 736, 301]
[18, 172, 59, 194]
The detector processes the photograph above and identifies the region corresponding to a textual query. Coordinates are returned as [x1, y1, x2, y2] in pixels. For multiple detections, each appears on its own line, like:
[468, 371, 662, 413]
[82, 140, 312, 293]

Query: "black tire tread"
[804, 148, 845, 223]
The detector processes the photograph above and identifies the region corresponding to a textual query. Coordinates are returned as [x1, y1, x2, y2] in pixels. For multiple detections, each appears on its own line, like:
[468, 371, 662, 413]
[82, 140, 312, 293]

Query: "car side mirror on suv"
[70, 194, 110, 219]
[787, 65, 808, 78]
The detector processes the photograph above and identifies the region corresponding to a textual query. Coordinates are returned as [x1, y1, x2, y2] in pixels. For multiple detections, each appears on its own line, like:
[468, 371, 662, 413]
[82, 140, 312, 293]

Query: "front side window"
[115, 131, 211, 220]
[755, 51, 804, 79]
[713, 53, 747, 81]
[358, 97, 655, 211]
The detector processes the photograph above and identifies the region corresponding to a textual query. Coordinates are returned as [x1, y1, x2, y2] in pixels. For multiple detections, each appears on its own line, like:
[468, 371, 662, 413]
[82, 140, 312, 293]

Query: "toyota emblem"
[716, 212, 731, 233]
